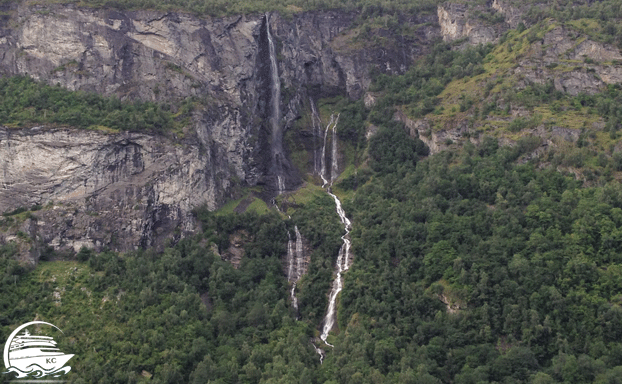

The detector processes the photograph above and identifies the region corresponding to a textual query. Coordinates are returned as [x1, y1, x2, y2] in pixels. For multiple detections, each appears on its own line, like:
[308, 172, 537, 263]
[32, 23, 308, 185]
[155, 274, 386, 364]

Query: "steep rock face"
[0, 126, 216, 252]
[394, 111, 469, 155]
[0, 4, 437, 253]
[491, 0, 525, 29]
[0, 6, 427, 104]
[437, 3, 498, 45]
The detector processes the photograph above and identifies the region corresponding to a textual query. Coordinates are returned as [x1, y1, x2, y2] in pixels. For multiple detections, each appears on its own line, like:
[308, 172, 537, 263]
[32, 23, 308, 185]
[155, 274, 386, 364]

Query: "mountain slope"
[4, 0, 622, 383]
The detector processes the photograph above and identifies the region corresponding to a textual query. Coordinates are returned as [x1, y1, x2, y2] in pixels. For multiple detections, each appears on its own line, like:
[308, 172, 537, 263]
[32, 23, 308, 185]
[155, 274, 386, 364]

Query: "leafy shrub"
[0, 76, 180, 132]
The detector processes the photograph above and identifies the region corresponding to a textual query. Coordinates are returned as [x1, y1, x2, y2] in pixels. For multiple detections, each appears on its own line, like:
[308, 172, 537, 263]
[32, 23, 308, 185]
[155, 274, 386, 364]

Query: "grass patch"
[246, 198, 270, 214]
[216, 188, 269, 216]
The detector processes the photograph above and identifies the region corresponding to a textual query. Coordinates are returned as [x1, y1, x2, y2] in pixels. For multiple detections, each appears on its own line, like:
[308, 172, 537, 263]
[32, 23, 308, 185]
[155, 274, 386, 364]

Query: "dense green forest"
[6, 132, 622, 383]
[0, 210, 330, 384]
[336, 134, 622, 383]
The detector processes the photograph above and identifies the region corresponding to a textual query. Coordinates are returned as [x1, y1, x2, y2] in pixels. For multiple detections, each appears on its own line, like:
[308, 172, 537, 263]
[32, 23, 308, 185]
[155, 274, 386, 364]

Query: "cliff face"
[437, 3, 498, 45]
[0, 127, 204, 254]
[0, 3, 436, 254]
[437, 0, 527, 45]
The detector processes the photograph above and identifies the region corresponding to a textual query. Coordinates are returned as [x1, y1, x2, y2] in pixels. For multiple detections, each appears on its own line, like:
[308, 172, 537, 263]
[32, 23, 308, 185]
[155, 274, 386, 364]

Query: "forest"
[5, 130, 622, 383]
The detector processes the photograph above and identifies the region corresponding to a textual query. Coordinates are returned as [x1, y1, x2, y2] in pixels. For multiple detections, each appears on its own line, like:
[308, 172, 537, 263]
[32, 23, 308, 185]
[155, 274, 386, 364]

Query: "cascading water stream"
[289, 225, 303, 311]
[310, 98, 322, 175]
[320, 191, 351, 347]
[317, 113, 352, 348]
[319, 115, 333, 187]
[286, 226, 304, 311]
[310, 99, 321, 175]
[331, 116, 339, 183]
[286, 230, 295, 282]
[312, 343, 325, 364]
[266, 13, 285, 194]
[320, 114, 339, 187]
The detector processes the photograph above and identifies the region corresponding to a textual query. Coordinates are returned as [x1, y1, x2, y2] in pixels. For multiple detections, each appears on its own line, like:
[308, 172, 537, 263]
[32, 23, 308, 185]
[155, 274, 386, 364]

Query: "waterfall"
[266, 13, 284, 194]
[320, 114, 339, 187]
[295, 226, 303, 279]
[286, 231, 294, 278]
[319, 115, 333, 187]
[310, 98, 322, 175]
[331, 115, 339, 182]
[312, 342, 325, 364]
[286, 226, 304, 312]
[317, 111, 351, 347]
[320, 190, 351, 347]
[292, 226, 304, 310]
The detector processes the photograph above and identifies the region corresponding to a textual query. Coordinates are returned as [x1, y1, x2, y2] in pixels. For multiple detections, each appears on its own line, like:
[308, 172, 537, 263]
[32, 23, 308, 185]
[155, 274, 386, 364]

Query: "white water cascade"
[286, 230, 295, 280]
[317, 112, 352, 348]
[320, 114, 340, 187]
[319, 191, 352, 347]
[331, 116, 339, 183]
[266, 13, 285, 194]
[310, 98, 322, 175]
[312, 342, 325, 364]
[286, 226, 304, 311]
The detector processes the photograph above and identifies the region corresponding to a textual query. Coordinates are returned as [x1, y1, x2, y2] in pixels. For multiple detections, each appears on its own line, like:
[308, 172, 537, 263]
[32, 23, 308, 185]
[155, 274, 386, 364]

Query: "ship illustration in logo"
[3, 321, 73, 378]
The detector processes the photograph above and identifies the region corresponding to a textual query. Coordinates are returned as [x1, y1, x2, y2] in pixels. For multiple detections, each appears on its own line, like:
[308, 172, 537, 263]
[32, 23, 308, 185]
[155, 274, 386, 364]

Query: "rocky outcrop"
[394, 110, 578, 156]
[0, 5, 427, 104]
[394, 111, 467, 155]
[437, 3, 498, 45]
[515, 26, 622, 95]
[491, 0, 525, 29]
[223, 230, 249, 268]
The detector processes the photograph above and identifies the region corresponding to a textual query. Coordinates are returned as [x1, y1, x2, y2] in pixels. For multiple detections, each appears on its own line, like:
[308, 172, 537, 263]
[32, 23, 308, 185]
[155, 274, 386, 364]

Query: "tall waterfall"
[331, 117, 339, 182]
[266, 13, 284, 194]
[310, 98, 322, 175]
[286, 226, 304, 312]
[320, 114, 340, 187]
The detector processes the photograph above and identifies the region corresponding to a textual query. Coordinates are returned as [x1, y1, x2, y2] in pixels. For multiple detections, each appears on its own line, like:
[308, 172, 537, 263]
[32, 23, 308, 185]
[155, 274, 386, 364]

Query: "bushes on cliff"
[368, 122, 428, 174]
[0, 76, 179, 132]
[370, 42, 492, 119]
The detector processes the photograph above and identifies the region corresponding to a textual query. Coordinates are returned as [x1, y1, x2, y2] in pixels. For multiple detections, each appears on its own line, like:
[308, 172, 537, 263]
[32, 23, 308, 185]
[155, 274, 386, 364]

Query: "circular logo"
[3, 321, 73, 379]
